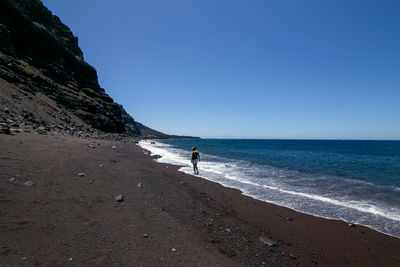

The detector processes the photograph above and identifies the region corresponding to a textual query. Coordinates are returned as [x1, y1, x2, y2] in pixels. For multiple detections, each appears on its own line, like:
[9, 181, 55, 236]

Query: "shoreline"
[1, 132, 399, 266]
[140, 140, 400, 240]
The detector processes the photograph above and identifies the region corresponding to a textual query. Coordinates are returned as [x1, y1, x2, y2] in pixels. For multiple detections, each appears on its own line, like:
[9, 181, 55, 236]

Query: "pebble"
[259, 236, 278, 247]
[88, 180, 95, 184]
[348, 223, 356, 228]
[9, 177, 16, 182]
[142, 233, 149, 238]
[137, 183, 142, 188]
[225, 228, 231, 233]
[286, 216, 293, 221]
[99, 164, 104, 167]
[68, 258, 73, 262]
[87, 145, 95, 148]
[114, 194, 124, 202]
[23, 181, 35, 186]
[112, 145, 116, 149]
[22, 257, 27, 261]
[171, 248, 177, 252]
[77, 173, 87, 177]
[289, 253, 297, 259]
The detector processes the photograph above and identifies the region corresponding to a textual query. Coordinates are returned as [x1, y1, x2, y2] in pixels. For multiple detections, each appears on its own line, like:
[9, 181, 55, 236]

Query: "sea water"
[139, 139, 400, 238]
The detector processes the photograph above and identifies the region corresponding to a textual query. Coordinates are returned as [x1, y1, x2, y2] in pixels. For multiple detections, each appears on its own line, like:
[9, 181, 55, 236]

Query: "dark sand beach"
[1, 132, 400, 266]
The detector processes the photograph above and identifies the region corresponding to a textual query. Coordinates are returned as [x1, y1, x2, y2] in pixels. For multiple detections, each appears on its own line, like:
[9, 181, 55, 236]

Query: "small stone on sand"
[114, 194, 124, 202]
[77, 172, 87, 177]
[23, 181, 35, 186]
[171, 248, 177, 252]
[259, 236, 278, 247]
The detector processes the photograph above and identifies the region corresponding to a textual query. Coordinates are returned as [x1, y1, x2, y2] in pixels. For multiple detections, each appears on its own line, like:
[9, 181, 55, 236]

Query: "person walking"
[191, 146, 200, 175]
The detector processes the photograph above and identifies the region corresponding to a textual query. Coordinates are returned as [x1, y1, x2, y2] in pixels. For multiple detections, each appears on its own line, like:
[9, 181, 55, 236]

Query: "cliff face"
[0, 0, 140, 134]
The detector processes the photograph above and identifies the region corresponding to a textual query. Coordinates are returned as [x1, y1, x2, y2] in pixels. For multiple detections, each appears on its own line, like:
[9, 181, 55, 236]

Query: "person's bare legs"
[193, 163, 198, 174]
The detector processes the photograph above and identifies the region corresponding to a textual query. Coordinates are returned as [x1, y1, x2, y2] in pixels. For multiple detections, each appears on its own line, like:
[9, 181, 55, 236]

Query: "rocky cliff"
[0, 0, 143, 135]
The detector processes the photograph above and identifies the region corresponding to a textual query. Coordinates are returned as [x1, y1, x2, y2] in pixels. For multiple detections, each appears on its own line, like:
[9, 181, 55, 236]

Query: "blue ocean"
[139, 139, 400, 238]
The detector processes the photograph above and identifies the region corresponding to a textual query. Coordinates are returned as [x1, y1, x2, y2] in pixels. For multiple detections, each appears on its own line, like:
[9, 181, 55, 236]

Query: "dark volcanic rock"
[0, 0, 131, 133]
[0, 126, 11, 135]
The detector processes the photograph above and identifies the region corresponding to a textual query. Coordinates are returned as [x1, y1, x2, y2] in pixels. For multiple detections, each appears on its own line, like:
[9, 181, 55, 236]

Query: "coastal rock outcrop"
[0, 0, 140, 134]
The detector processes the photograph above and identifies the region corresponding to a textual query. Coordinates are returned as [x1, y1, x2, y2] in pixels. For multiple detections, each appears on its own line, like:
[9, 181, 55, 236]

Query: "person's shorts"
[192, 159, 198, 164]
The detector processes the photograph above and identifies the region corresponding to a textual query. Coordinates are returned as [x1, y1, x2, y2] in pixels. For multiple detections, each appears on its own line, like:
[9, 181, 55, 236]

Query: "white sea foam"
[138, 140, 400, 237]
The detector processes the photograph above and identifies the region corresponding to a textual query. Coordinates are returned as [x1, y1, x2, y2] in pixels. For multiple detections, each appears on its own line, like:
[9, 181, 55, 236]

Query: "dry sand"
[1, 132, 399, 266]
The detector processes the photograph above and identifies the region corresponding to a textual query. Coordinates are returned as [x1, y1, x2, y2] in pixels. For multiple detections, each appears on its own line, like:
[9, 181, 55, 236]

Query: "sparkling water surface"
[139, 139, 400, 238]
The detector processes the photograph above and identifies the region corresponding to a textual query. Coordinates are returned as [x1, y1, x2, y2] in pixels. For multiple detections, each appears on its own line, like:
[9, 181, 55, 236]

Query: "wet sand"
[1, 132, 399, 266]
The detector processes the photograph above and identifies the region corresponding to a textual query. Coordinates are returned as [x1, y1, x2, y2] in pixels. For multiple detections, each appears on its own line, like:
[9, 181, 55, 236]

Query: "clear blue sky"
[42, 0, 400, 139]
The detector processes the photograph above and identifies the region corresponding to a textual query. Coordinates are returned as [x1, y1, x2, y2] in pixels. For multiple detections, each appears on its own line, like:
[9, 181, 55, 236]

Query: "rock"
[4, 107, 10, 113]
[23, 181, 35, 186]
[99, 164, 104, 167]
[88, 180, 95, 184]
[137, 183, 142, 188]
[142, 233, 149, 238]
[77, 173, 87, 177]
[87, 145, 95, 148]
[36, 127, 47, 134]
[68, 258, 73, 262]
[171, 248, 177, 252]
[225, 228, 231, 233]
[22, 257, 27, 261]
[259, 236, 278, 247]
[286, 216, 293, 221]
[9, 177, 16, 182]
[289, 253, 297, 259]
[111, 146, 116, 149]
[151, 141, 156, 144]
[348, 223, 356, 228]
[0, 127, 11, 135]
[114, 195, 124, 202]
